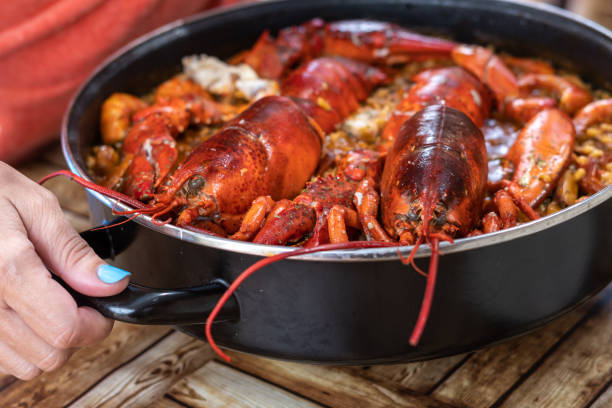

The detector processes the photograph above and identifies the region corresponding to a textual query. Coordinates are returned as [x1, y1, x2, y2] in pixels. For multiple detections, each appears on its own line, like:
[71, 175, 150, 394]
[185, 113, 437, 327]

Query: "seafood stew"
[86, 18, 612, 247]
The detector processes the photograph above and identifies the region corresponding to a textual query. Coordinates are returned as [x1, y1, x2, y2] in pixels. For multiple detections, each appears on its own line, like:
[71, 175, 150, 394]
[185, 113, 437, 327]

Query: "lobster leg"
[230, 196, 276, 241]
[253, 204, 317, 245]
[494, 189, 520, 228]
[482, 212, 503, 233]
[327, 205, 361, 243]
[354, 177, 393, 242]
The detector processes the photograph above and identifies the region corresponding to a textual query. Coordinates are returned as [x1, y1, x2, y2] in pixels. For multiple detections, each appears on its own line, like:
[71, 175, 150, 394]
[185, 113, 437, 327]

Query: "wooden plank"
[227, 352, 453, 408]
[432, 300, 591, 408]
[150, 398, 187, 408]
[0, 324, 170, 408]
[345, 353, 467, 394]
[69, 331, 215, 408]
[499, 289, 612, 408]
[0, 375, 16, 392]
[170, 360, 323, 408]
[18, 160, 90, 217]
[591, 382, 612, 408]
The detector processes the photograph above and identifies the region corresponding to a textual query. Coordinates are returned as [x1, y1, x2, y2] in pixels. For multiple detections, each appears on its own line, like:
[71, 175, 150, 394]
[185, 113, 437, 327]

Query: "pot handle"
[51, 219, 239, 325]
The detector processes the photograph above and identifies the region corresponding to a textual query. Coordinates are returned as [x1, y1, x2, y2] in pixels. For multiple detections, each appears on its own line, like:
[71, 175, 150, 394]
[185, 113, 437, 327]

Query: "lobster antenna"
[205, 240, 398, 362]
[409, 236, 439, 346]
[397, 235, 427, 277]
[38, 170, 170, 230]
[39, 170, 146, 210]
[89, 213, 140, 231]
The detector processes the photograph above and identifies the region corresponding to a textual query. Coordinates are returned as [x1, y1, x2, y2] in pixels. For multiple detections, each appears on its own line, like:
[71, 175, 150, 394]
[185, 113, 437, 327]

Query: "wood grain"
[150, 397, 188, 408]
[345, 353, 468, 394]
[227, 352, 454, 408]
[0, 375, 16, 393]
[499, 289, 612, 408]
[69, 331, 215, 408]
[590, 382, 612, 408]
[432, 300, 591, 408]
[170, 360, 323, 408]
[0, 324, 170, 408]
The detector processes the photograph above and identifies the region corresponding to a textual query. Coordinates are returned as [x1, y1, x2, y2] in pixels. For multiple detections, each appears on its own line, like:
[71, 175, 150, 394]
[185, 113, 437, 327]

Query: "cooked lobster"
[372, 105, 488, 344]
[238, 18, 457, 79]
[96, 56, 390, 235]
[101, 77, 239, 201]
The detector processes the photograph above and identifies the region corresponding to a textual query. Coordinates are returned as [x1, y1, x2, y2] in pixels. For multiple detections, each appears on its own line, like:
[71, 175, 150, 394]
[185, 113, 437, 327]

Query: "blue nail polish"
[97, 265, 131, 284]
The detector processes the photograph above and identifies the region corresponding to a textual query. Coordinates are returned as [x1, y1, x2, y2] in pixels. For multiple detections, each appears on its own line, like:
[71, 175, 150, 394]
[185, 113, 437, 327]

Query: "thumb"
[40, 227, 131, 297]
[17, 185, 130, 297]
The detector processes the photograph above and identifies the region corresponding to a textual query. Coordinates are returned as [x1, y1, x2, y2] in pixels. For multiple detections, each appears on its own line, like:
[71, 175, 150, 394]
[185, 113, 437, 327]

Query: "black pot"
[61, 0, 612, 364]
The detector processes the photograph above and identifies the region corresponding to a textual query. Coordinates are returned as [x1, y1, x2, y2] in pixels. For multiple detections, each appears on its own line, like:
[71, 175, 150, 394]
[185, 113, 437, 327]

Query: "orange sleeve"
[0, 0, 244, 164]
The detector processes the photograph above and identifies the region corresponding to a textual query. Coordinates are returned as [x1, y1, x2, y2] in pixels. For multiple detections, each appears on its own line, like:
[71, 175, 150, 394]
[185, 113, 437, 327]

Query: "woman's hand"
[0, 162, 130, 380]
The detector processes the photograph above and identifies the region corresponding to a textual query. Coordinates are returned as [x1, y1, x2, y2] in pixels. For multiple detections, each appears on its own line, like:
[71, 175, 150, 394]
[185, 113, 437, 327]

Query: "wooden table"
[3, 143, 612, 408]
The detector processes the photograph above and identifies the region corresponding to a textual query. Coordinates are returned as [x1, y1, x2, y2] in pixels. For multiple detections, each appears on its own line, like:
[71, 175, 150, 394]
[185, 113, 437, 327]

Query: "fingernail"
[97, 264, 131, 284]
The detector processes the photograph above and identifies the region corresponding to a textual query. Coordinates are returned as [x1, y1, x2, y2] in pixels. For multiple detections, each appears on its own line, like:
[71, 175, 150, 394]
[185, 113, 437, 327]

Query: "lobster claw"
[121, 116, 178, 201]
[451, 44, 519, 111]
[241, 19, 457, 79]
[574, 98, 612, 137]
[452, 45, 594, 122]
[518, 74, 592, 115]
[323, 20, 456, 65]
[504, 108, 575, 208]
